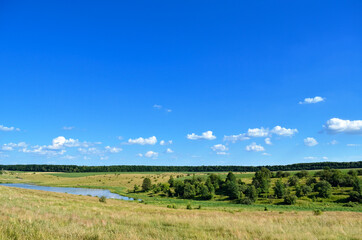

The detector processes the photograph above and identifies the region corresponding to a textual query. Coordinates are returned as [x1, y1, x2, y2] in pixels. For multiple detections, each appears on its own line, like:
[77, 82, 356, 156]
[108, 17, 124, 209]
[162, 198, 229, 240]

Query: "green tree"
[273, 179, 286, 198]
[245, 185, 257, 203]
[225, 180, 240, 199]
[226, 171, 236, 182]
[314, 180, 332, 198]
[168, 175, 175, 187]
[183, 183, 196, 199]
[288, 175, 299, 187]
[252, 167, 271, 194]
[200, 184, 214, 200]
[296, 185, 312, 197]
[142, 177, 152, 191]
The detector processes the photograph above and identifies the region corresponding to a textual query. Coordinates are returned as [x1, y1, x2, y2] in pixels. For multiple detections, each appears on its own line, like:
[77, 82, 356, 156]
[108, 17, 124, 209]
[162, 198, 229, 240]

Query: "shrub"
[306, 177, 317, 186]
[186, 203, 192, 210]
[142, 178, 152, 191]
[348, 191, 362, 203]
[314, 181, 332, 198]
[240, 197, 253, 205]
[288, 176, 299, 187]
[245, 185, 257, 203]
[252, 167, 271, 193]
[295, 170, 309, 178]
[313, 209, 323, 216]
[296, 185, 312, 197]
[99, 196, 106, 203]
[283, 194, 297, 205]
[183, 183, 196, 199]
[273, 179, 286, 198]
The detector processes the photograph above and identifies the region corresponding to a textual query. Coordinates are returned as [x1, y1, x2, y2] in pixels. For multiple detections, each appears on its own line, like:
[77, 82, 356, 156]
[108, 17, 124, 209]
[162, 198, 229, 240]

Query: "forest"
[0, 161, 361, 173]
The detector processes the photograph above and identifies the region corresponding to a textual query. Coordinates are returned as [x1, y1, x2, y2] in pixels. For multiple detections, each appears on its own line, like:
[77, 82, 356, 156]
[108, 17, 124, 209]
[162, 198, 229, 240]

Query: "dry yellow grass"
[0, 186, 361, 240]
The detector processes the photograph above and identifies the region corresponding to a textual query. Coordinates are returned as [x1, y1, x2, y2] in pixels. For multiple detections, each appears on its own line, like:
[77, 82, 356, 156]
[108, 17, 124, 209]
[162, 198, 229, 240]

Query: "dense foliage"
[141, 167, 362, 206]
[0, 161, 361, 173]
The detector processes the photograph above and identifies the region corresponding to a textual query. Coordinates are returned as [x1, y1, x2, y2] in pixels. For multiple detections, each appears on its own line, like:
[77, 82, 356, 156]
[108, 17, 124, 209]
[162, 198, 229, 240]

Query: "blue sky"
[0, 1, 361, 166]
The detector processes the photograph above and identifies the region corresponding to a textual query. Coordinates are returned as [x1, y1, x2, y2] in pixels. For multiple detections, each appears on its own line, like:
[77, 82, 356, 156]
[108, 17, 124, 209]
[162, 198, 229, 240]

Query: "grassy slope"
[1, 186, 361, 240]
[1, 170, 361, 212]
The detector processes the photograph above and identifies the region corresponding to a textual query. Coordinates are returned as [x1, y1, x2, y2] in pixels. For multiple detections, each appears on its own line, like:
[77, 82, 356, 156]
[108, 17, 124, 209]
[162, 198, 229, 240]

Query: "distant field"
[0, 186, 361, 240]
[1, 168, 361, 212]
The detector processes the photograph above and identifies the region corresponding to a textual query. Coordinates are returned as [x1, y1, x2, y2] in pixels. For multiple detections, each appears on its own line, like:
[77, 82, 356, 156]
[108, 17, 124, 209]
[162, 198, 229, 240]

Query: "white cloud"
[63, 126, 74, 130]
[137, 153, 143, 157]
[211, 144, 228, 152]
[22, 146, 66, 156]
[144, 151, 158, 158]
[1, 142, 28, 151]
[160, 140, 173, 145]
[329, 140, 338, 145]
[128, 136, 157, 145]
[245, 142, 265, 152]
[262, 152, 271, 156]
[166, 109, 172, 113]
[153, 104, 162, 109]
[304, 137, 318, 147]
[0, 125, 20, 132]
[187, 131, 216, 140]
[299, 96, 325, 104]
[271, 126, 298, 137]
[324, 118, 362, 134]
[105, 146, 123, 153]
[78, 147, 100, 154]
[247, 128, 269, 137]
[347, 144, 361, 147]
[216, 151, 229, 155]
[223, 134, 250, 143]
[166, 148, 174, 153]
[265, 138, 272, 145]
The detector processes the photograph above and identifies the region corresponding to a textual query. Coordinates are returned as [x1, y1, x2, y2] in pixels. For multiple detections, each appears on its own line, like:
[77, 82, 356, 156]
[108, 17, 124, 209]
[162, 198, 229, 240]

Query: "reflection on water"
[0, 183, 136, 201]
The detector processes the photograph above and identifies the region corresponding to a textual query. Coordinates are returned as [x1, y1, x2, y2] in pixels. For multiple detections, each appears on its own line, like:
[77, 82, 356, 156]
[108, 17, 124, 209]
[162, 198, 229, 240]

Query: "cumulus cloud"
[324, 118, 362, 134]
[247, 128, 269, 137]
[299, 96, 325, 104]
[187, 131, 216, 140]
[128, 136, 157, 145]
[211, 144, 228, 152]
[224, 126, 297, 143]
[271, 126, 298, 136]
[0, 125, 20, 132]
[304, 137, 318, 147]
[245, 142, 265, 152]
[160, 140, 172, 145]
[144, 151, 158, 158]
[223, 134, 250, 143]
[165, 148, 174, 153]
[105, 146, 123, 153]
[265, 138, 272, 145]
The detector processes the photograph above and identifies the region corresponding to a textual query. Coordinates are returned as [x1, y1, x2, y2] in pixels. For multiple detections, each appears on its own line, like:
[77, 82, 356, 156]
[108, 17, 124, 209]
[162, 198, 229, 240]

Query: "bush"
[343, 201, 358, 207]
[283, 194, 297, 205]
[186, 203, 192, 210]
[273, 179, 286, 198]
[313, 209, 323, 216]
[296, 185, 312, 197]
[142, 178, 152, 191]
[99, 196, 106, 203]
[295, 170, 309, 178]
[306, 177, 317, 186]
[314, 181, 332, 198]
[240, 197, 253, 205]
[288, 176, 299, 187]
[348, 191, 362, 203]
[183, 183, 196, 199]
[245, 185, 257, 203]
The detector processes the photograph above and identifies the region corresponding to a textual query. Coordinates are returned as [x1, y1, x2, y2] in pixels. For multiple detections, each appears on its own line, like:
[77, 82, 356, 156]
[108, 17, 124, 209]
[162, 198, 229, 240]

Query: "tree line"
[139, 167, 362, 204]
[0, 161, 361, 173]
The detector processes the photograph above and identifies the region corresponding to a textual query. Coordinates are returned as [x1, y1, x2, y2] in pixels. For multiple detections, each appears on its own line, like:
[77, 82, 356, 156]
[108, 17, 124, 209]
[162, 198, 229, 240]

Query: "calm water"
[0, 183, 136, 201]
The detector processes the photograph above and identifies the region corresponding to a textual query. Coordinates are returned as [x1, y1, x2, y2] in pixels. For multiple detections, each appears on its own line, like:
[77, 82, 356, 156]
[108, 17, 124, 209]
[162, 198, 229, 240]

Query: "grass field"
[1, 185, 361, 240]
[0, 169, 361, 239]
